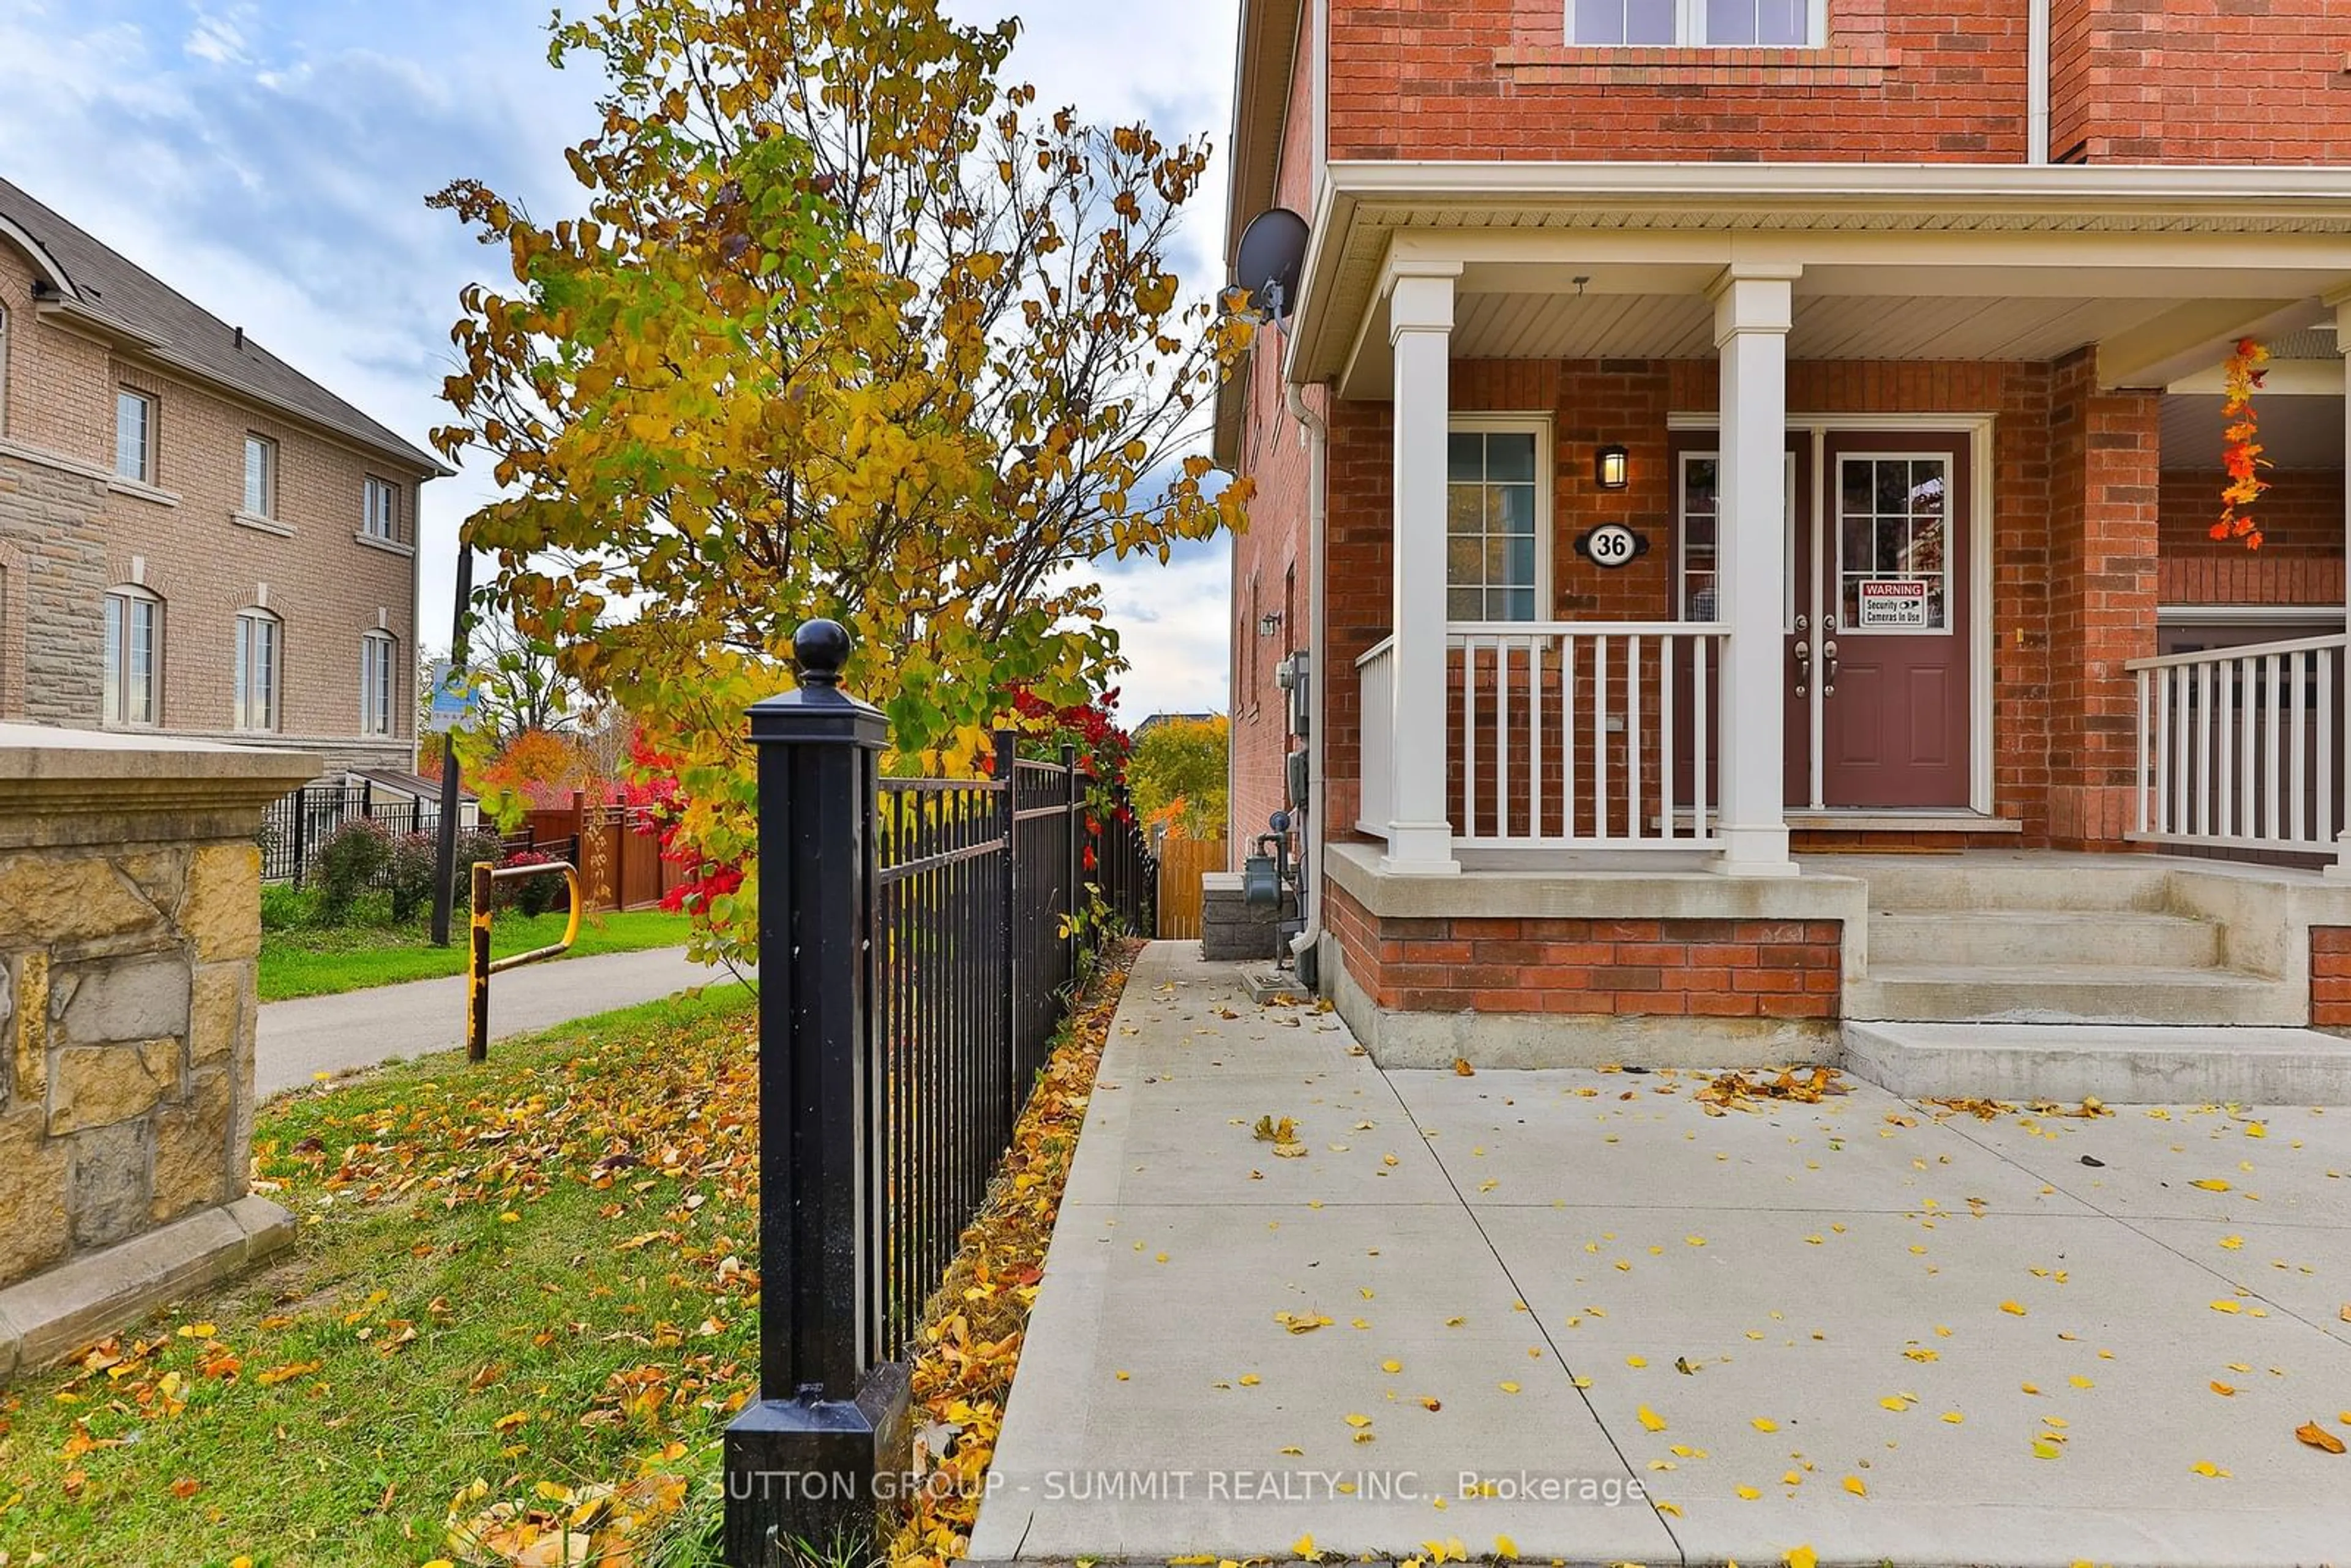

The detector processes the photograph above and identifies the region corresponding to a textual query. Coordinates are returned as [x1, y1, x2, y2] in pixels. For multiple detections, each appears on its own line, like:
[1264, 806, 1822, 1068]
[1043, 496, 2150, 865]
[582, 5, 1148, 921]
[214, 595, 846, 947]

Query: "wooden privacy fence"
[1155, 834, 1228, 939]
[519, 795, 688, 912]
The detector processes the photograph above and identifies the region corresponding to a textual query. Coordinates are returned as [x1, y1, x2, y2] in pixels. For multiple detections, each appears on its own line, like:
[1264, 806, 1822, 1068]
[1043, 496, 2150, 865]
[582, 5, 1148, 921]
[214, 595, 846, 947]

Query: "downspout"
[1286, 378, 1328, 977]
[2027, 0, 2050, 165]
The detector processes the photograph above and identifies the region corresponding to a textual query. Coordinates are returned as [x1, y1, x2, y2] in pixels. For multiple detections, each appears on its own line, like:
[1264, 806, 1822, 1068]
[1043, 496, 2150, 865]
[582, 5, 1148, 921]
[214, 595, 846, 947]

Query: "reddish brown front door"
[1678, 429, 1973, 811]
[1812, 432, 1972, 808]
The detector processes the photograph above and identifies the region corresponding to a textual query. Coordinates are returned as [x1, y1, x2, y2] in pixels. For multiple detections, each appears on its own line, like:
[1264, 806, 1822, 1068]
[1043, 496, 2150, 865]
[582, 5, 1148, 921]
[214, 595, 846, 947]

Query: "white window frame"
[1568, 0, 1826, 47]
[1674, 449, 1796, 629]
[234, 609, 282, 733]
[242, 434, 277, 519]
[1834, 450, 1957, 640]
[103, 585, 162, 727]
[115, 388, 156, 483]
[361, 631, 397, 737]
[1445, 415, 1553, 625]
[362, 476, 398, 542]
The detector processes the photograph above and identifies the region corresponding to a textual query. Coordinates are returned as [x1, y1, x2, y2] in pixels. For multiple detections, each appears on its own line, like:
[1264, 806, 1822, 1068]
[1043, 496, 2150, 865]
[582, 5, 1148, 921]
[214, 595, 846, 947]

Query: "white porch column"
[1381, 263, 1462, 876]
[2331, 293, 2351, 880]
[1710, 265, 1802, 878]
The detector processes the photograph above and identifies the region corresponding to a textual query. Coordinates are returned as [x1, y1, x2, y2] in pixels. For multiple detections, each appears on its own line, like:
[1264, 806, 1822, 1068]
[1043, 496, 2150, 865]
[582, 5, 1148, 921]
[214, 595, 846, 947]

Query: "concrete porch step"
[1807, 856, 2178, 913]
[1868, 909, 2224, 969]
[1843, 1020, 2351, 1105]
[1848, 962, 2285, 1027]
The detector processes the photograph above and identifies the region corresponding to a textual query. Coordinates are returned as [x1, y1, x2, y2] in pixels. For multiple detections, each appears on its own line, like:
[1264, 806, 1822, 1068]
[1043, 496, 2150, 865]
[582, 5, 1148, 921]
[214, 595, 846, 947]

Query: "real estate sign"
[424, 661, 477, 735]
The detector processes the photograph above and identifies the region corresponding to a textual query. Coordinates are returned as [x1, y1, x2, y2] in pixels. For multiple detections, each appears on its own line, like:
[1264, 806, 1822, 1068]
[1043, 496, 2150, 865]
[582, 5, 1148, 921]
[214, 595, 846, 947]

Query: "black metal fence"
[724, 623, 1158, 1561]
[261, 783, 449, 885]
[261, 781, 572, 893]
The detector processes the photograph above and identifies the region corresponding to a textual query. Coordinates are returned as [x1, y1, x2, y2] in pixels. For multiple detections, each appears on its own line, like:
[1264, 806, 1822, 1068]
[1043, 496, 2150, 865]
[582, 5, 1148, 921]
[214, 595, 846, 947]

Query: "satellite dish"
[1234, 208, 1310, 322]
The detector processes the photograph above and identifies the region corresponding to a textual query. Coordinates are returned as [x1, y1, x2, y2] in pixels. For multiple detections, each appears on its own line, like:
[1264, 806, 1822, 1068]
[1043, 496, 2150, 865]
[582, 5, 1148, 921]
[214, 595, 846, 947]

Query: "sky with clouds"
[0, 0, 1240, 723]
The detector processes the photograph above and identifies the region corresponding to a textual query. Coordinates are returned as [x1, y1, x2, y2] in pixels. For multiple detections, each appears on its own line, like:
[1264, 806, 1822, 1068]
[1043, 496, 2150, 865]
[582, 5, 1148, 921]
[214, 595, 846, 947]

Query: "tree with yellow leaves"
[429, 0, 1254, 963]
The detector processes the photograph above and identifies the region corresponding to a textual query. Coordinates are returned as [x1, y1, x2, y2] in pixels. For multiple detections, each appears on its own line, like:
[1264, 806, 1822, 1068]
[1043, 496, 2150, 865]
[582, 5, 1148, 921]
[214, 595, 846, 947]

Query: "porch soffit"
[1293, 162, 2351, 398]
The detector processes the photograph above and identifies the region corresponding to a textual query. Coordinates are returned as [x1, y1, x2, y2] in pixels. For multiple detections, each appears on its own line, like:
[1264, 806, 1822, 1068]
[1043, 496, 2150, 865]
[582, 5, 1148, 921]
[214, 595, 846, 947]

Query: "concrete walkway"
[968, 943, 2351, 1568]
[257, 947, 740, 1097]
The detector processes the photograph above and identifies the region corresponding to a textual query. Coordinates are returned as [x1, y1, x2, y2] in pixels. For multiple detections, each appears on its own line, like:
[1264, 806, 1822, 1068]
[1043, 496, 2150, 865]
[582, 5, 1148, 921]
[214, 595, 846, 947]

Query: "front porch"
[1306, 165, 2351, 880]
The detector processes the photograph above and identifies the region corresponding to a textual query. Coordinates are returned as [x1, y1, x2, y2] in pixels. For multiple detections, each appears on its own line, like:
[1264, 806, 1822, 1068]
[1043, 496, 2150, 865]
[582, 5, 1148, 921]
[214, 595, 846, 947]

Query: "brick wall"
[2044, 349, 2159, 849]
[2312, 926, 2351, 1029]
[0, 241, 423, 763]
[1229, 51, 1321, 849]
[2049, 0, 2351, 164]
[0, 454, 106, 724]
[1315, 0, 2351, 168]
[1326, 880, 1839, 1020]
[2158, 468, 2345, 606]
[1332, 0, 2036, 163]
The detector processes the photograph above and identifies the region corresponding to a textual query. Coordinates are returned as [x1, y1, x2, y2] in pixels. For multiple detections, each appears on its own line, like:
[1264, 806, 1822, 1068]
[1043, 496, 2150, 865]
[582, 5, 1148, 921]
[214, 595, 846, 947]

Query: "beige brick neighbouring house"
[0, 176, 449, 772]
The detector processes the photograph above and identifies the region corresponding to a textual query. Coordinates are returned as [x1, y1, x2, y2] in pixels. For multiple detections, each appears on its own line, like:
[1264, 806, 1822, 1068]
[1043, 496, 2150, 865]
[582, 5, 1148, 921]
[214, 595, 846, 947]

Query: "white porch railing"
[1355, 636, 1395, 836]
[1355, 622, 1730, 849]
[2129, 632, 2346, 858]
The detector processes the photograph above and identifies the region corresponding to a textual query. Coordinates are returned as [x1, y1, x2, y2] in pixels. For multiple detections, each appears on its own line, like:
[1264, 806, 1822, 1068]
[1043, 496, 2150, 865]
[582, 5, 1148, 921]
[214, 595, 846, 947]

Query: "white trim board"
[2158, 604, 2345, 625]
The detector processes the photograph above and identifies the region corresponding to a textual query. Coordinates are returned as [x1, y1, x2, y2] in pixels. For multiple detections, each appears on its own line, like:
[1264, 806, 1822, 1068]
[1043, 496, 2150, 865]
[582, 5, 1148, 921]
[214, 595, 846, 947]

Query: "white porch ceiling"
[1292, 163, 2351, 406]
[2161, 387, 2345, 470]
[1448, 291, 2183, 366]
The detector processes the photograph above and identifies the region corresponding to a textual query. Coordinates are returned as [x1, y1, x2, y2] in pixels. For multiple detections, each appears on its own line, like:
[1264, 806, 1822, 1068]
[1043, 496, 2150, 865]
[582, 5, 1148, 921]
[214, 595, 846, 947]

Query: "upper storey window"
[1572, 0, 1815, 45]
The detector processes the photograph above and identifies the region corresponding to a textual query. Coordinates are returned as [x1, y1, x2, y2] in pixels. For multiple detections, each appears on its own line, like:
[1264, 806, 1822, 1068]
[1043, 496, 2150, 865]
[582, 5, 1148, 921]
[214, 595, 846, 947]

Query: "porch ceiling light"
[1595, 444, 1630, 490]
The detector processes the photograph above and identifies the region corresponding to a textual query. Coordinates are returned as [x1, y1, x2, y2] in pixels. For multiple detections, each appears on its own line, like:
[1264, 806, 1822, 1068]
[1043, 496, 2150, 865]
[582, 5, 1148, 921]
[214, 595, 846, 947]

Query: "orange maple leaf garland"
[2211, 336, 2271, 550]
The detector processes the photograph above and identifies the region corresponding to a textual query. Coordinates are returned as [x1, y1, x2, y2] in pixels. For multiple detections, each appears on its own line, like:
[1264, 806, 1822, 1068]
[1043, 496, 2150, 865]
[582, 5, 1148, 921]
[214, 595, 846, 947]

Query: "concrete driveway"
[967, 943, 2351, 1568]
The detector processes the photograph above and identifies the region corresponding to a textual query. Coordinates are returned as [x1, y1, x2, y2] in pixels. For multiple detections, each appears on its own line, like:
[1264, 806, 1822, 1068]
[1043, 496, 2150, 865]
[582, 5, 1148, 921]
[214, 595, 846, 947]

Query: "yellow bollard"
[468, 861, 493, 1061]
[467, 858, 584, 1063]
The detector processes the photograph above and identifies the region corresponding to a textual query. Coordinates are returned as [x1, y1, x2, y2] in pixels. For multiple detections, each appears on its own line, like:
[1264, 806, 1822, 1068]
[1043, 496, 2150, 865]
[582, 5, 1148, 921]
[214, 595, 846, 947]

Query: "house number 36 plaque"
[1575, 523, 1648, 569]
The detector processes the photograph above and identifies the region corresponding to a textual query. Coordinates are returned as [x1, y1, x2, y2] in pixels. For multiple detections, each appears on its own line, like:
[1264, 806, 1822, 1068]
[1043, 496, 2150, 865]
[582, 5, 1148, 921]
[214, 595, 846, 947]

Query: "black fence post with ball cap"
[722, 620, 910, 1565]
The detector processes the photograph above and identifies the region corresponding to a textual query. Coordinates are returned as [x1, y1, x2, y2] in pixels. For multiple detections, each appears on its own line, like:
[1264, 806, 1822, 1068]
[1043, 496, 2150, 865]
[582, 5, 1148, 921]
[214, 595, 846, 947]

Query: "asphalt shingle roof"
[0, 174, 449, 476]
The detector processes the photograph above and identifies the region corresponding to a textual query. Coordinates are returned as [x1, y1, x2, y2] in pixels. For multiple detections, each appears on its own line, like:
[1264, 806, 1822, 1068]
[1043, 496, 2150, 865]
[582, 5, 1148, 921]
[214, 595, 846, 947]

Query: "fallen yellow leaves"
[2297, 1422, 2348, 1455]
[1637, 1405, 1668, 1432]
[1252, 1114, 1307, 1159]
[1273, 1311, 1333, 1335]
[1693, 1066, 1847, 1114]
[2190, 1461, 2232, 1479]
[2000, 1300, 2028, 1316]
[885, 947, 1139, 1568]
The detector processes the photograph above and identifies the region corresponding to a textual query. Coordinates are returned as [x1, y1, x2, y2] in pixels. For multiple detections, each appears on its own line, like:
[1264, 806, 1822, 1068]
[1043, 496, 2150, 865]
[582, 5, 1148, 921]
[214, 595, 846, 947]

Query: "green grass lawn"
[259, 908, 696, 1002]
[0, 987, 759, 1568]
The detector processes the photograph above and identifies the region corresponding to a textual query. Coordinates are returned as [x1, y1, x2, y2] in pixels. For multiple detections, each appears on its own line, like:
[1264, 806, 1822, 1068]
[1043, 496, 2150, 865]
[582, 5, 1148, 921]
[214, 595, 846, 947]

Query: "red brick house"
[1217, 0, 2351, 1091]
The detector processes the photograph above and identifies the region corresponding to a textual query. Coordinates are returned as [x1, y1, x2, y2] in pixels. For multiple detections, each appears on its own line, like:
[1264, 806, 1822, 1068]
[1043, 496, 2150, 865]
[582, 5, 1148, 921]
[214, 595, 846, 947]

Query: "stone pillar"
[0, 724, 317, 1378]
[1382, 262, 1462, 877]
[1710, 266, 1801, 878]
[2046, 348, 2161, 851]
